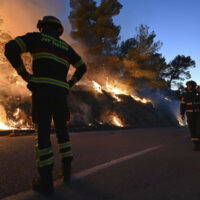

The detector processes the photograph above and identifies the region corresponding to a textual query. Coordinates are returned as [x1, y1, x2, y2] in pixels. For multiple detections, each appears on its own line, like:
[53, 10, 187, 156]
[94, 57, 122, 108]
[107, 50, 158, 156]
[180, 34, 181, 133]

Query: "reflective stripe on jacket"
[180, 90, 200, 115]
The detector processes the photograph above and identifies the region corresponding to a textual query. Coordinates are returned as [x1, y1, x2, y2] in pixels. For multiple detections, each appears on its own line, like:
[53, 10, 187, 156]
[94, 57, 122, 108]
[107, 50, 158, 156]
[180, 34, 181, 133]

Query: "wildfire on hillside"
[0, 71, 153, 130]
[0, 15, 179, 131]
[0, 47, 181, 130]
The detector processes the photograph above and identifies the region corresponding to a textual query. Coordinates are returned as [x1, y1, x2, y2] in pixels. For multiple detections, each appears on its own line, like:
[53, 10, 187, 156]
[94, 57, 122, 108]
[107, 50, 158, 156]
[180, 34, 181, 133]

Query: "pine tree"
[69, 0, 122, 55]
[118, 25, 167, 89]
[163, 55, 196, 87]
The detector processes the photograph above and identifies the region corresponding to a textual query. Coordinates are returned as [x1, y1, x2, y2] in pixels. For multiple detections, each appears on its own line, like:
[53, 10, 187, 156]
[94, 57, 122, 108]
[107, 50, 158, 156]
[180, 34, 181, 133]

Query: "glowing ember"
[13, 108, 20, 118]
[130, 95, 151, 104]
[92, 81, 103, 93]
[111, 114, 124, 127]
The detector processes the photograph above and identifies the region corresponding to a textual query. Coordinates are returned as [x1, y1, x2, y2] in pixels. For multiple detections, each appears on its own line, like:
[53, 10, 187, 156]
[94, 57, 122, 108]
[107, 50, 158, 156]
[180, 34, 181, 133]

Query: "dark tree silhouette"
[163, 55, 196, 87]
[69, 0, 122, 55]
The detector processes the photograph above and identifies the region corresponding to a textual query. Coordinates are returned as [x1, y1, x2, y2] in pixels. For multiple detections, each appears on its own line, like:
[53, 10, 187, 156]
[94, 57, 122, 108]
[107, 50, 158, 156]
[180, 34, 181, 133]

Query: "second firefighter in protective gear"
[180, 80, 200, 151]
[4, 16, 87, 195]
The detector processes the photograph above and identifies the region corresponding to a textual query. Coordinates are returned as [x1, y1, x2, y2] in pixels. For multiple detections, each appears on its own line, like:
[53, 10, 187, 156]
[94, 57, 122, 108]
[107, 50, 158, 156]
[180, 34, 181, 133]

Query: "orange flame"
[92, 80, 151, 104]
[0, 122, 11, 130]
[111, 114, 124, 127]
[92, 81, 103, 93]
[0, 105, 10, 130]
[0, 105, 31, 130]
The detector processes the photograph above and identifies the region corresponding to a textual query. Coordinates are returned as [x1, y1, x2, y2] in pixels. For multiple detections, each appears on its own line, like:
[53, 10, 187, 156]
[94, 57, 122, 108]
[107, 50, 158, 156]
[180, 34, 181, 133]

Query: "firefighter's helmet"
[37, 16, 64, 36]
[186, 80, 197, 88]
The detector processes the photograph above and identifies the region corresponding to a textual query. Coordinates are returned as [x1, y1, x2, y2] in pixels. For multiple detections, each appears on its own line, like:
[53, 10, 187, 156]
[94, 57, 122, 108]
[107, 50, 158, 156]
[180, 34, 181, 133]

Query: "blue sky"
[111, 0, 200, 85]
[65, 0, 199, 85]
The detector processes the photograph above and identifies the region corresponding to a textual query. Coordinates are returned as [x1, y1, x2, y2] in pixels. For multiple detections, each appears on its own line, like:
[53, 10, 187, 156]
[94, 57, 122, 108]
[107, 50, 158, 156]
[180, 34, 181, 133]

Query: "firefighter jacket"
[4, 32, 87, 90]
[180, 89, 200, 115]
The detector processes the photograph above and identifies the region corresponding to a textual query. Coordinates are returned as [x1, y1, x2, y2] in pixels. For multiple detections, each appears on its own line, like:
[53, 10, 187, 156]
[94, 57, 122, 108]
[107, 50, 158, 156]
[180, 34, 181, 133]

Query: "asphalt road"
[1, 127, 200, 200]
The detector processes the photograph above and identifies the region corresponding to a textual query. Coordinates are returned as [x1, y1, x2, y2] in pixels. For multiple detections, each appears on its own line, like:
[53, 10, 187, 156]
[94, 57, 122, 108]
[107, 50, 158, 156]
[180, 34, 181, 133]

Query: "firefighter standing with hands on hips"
[180, 80, 200, 151]
[4, 16, 87, 195]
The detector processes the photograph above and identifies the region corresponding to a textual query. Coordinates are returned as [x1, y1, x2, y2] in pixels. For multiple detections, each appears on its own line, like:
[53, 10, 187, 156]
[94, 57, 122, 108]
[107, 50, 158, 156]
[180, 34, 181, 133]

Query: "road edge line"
[1, 145, 163, 200]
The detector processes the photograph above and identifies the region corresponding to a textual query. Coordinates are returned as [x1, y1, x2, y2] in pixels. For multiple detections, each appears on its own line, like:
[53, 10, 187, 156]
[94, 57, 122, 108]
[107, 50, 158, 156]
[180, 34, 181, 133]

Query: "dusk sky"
[86, 0, 199, 86]
[109, 0, 200, 85]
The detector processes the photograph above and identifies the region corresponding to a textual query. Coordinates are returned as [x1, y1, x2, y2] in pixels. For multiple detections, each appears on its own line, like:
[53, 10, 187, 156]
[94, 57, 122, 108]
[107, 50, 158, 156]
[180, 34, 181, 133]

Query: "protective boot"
[32, 165, 54, 196]
[62, 158, 72, 184]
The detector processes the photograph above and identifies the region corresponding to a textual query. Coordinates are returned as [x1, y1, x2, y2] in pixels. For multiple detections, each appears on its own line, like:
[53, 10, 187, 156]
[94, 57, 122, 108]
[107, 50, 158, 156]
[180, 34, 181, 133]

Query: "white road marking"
[73, 145, 163, 179]
[1, 145, 163, 200]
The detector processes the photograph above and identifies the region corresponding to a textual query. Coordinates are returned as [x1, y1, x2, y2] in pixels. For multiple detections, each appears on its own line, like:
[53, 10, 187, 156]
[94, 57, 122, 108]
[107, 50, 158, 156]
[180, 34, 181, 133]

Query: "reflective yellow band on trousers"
[30, 77, 70, 89]
[191, 138, 200, 141]
[37, 157, 54, 168]
[186, 109, 200, 112]
[33, 52, 69, 66]
[61, 151, 73, 158]
[35, 146, 54, 167]
[59, 142, 71, 149]
[186, 110, 193, 112]
[35, 147, 53, 156]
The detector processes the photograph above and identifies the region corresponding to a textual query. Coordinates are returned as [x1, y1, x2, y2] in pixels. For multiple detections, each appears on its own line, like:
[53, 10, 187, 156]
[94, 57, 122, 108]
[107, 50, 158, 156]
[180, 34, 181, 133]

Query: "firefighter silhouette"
[180, 81, 200, 151]
[5, 16, 87, 195]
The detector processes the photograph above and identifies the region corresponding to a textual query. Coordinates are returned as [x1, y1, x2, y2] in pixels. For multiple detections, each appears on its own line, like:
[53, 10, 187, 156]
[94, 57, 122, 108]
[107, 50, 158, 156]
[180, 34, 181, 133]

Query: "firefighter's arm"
[180, 96, 186, 120]
[67, 46, 87, 88]
[4, 35, 32, 82]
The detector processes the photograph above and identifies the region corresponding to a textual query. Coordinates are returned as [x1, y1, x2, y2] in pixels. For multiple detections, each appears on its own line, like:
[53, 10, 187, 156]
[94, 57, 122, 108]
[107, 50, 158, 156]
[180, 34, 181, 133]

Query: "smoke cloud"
[0, 0, 68, 37]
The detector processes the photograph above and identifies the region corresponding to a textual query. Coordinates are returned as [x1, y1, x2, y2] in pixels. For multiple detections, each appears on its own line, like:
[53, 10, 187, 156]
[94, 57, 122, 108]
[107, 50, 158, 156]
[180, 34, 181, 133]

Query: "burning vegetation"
[0, 0, 196, 131]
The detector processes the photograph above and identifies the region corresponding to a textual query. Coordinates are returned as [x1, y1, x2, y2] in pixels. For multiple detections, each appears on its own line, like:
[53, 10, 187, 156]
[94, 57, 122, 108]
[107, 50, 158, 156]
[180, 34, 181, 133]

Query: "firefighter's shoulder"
[14, 32, 41, 51]
[59, 38, 71, 51]
[15, 32, 41, 43]
[23, 32, 41, 39]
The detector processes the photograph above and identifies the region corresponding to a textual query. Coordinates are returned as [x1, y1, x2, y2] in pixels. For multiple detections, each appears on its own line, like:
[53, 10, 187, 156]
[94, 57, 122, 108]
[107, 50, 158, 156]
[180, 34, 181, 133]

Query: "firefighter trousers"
[32, 86, 73, 173]
[186, 112, 200, 144]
